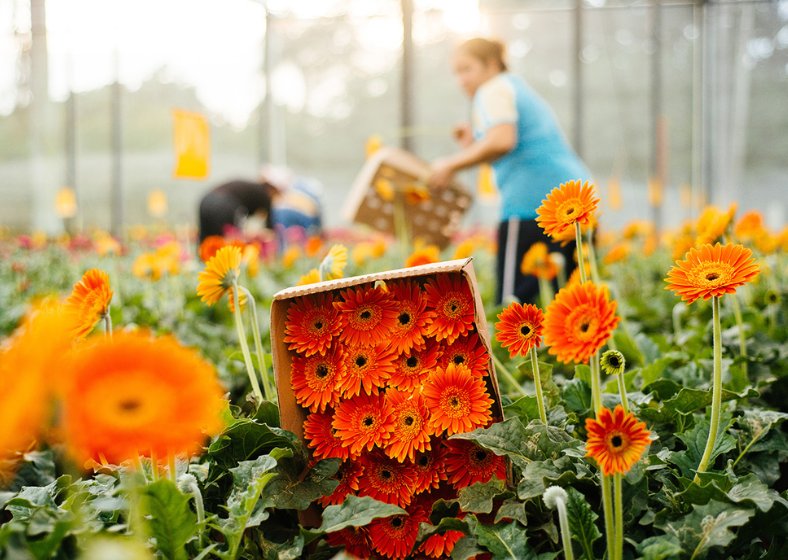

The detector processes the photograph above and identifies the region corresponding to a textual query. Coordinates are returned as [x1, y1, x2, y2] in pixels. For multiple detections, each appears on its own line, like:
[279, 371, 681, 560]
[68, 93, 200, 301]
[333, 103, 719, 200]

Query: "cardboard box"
[343, 147, 473, 249]
[270, 258, 506, 526]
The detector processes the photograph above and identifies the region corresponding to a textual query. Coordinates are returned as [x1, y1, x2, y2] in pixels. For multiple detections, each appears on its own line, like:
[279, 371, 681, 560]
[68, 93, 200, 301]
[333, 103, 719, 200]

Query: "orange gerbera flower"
[664, 243, 760, 304]
[387, 280, 435, 355]
[438, 333, 489, 378]
[303, 409, 348, 461]
[333, 392, 395, 456]
[358, 449, 418, 507]
[536, 180, 599, 239]
[65, 268, 113, 339]
[423, 273, 475, 344]
[544, 281, 620, 364]
[326, 525, 373, 560]
[405, 245, 440, 268]
[369, 503, 428, 560]
[61, 332, 225, 465]
[387, 339, 441, 392]
[384, 389, 431, 463]
[338, 344, 396, 398]
[412, 441, 448, 494]
[495, 303, 544, 359]
[196, 246, 241, 306]
[734, 210, 764, 242]
[305, 235, 324, 258]
[334, 284, 399, 347]
[199, 235, 226, 262]
[444, 439, 506, 490]
[318, 459, 363, 507]
[602, 242, 630, 265]
[585, 405, 651, 476]
[283, 293, 341, 357]
[291, 345, 345, 412]
[423, 363, 493, 436]
[1, 305, 71, 478]
[420, 529, 465, 558]
[520, 242, 559, 280]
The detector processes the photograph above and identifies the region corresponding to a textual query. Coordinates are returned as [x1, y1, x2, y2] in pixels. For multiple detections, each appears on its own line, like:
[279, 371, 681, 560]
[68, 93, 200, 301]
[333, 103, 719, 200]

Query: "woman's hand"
[452, 123, 474, 148]
[428, 158, 457, 190]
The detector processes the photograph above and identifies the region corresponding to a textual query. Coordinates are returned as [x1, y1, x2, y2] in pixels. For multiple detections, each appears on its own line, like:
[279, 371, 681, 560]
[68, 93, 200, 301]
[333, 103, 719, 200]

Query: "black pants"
[496, 218, 578, 305]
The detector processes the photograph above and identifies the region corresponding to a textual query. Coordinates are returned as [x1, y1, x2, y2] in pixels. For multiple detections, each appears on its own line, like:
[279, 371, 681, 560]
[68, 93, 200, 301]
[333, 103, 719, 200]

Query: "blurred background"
[1, 0, 787, 235]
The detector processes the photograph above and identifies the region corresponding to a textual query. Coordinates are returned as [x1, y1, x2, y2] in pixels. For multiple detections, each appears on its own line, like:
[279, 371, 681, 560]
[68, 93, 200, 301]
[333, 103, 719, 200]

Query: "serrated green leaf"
[676, 416, 737, 467]
[563, 379, 592, 414]
[574, 365, 592, 385]
[451, 535, 486, 560]
[503, 395, 541, 425]
[494, 498, 527, 526]
[208, 419, 300, 471]
[260, 457, 340, 511]
[472, 518, 538, 560]
[613, 331, 645, 368]
[565, 487, 600, 560]
[315, 495, 406, 534]
[655, 500, 754, 559]
[456, 478, 507, 514]
[640, 357, 674, 387]
[417, 516, 471, 541]
[636, 536, 682, 560]
[138, 480, 197, 560]
[517, 461, 562, 500]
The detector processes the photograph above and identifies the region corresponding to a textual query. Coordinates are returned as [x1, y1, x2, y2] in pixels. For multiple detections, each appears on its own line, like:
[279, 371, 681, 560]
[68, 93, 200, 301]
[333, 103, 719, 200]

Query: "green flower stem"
[729, 294, 749, 378]
[240, 286, 275, 402]
[184, 475, 206, 546]
[103, 311, 113, 339]
[575, 222, 587, 284]
[530, 346, 548, 424]
[555, 494, 575, 560]
[149, 450, 159, 481]
[133, 453, 147, 484]
[614, 473, 624, 560]
[492, 353, 527, 397]
[393, 197, 410, 266]
[586, 228, 601, 285]
[538, 276, 554, 308]
[602, 474, 616, 560]
[590, 351, 603, 414]
[231, 278, 264, 403]
[617, 370, 629, 414]
[169, 454, 177, 484]
[695, 296, 723, 483]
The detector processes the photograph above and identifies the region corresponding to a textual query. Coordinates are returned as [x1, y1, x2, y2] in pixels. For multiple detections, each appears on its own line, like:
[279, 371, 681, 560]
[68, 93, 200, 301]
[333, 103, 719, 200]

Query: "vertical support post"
[702, 1, 716, 206]
[401, 0, 414, 153]
[649, 0, 663, 230]
[110, 49, 123, 237]
[261, 5, 272, 167]
[691, 1, 703, 216]
[573, 0, 583, 158]
[65, 53, 77, 209]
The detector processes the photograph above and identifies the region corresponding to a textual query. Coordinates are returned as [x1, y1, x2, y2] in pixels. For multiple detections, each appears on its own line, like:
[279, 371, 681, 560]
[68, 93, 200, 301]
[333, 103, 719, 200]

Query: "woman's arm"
[428, 123, 517, 189]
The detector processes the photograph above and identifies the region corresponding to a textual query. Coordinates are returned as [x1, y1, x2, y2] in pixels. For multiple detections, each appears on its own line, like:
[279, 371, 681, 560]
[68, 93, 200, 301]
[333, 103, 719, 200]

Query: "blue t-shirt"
[472, 73, 591, 221]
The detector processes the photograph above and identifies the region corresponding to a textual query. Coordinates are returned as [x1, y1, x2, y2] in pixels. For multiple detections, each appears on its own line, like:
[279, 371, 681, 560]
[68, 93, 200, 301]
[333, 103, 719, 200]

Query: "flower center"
[442, 389, 470, 418]
[453, 354, 465, 365]
[363, 415, 375, 427]
[557, 199, 583, 223]
[406, 356, 419, 368]
[356, 355, 368, 368]
[119, 399, 141, 412]
[609, 357, 621, 368]
[475, 450, 487, 461]
[381, 468, 392, 480]
[398, 312, 412, 325]
[566, 306, 600, 342]
[689, 262, 734, 288]
[314, 320, 323, 330]
[316, 364, 329, 378]
[404, 416, 414, 426]
[520, 324, 532, 337]
[391, 517, 403, 528]
[611, 435, 623, 448]
[418, 455, 429, 467]
[440, 294, 466, 320]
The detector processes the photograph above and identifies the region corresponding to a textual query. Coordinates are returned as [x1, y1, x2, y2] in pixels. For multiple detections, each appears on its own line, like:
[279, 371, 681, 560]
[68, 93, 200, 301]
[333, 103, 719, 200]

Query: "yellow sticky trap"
[647, 176, 663, 207]
[55, 187, 78, 218]
[606, 177, 622, 211]
[172, 109, 210, 180]
[477, 164, 497, 202]
[148, 189, 168, 217]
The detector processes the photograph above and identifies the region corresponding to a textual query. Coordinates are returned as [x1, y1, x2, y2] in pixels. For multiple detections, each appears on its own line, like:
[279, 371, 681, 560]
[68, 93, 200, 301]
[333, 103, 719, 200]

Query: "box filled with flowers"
[269, 258, 508, 559]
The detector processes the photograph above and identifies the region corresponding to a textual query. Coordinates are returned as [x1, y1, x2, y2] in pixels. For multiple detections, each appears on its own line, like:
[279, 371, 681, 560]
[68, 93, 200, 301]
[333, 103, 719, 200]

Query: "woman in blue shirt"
[429, 37, 591, 304]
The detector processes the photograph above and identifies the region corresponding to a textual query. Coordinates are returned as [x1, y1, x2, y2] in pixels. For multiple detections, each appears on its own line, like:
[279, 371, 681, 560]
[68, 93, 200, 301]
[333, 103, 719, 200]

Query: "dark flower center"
[314, 320, 323, 330]
[360, 310, 372, 320]
[418, 456, 429, 467]
[363, 416, 374, 427]
[406, 356, 419, 368]
[119, 399, 141, 411]
[521, 325, 532, 336]
[399, 313, 412, 325]
[611, 435, 623, 448]
[475, 450, 488, 461]
[567, 207, 575, 215]
[451, 303, 458, 312]
[453, 355, 465, 365]
[450, 397, 459, 407]
[404, 416, 414, 426]
[706, 273, 719, 281]
[316, 364, 329, 378]
[391, 517, 403, 527]
[609, 357, 621, 368]
[580, 322, 590, 333]
[356, 356, 368, 368]
[381, 469, 392, 480]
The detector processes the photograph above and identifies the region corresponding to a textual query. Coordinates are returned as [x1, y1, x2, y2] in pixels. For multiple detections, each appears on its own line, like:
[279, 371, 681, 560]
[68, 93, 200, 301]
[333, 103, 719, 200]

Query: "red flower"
[423, 273, 475, 344]
[421, 530, 465, 558]
[423, 363, 493, 436]
[326, 525, 373, 559]
[333, 392, 395, 456]
[368, 503, 429, 560]
[357, 449, 418, 507]
[387, 338, 441, 393]
[384, 389, 432, 463]
[303, 410, 348, 461]
[387, 279, 435, 355]
[412, 441, 449, 495]
[283, 293, 341, 357]
[444, 439, 506, 489]
[494, 302, 544, 358]
[438, 333, 489, 379]
[337, 344, 396, 399]
[290, 345, 345, 413]
[334, 284, 399, 347]
[319, 459, 363, 507]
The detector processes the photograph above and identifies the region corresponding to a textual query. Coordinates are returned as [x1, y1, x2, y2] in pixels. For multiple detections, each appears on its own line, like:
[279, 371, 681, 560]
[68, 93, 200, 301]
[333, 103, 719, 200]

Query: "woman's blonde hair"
[457, 37, 508, 71]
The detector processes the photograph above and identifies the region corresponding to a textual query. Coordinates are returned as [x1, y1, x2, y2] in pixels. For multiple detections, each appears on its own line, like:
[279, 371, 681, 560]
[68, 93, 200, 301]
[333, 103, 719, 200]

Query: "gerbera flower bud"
[600, 350, 626, 377]
[543, 485, 568, 510]
[585, 405, 651, 476]
[664, 243, 760, 305]
[765, 290, 781, 306]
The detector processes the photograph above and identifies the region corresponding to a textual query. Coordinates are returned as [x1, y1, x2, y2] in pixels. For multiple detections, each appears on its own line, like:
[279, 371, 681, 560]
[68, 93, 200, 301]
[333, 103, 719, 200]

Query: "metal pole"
[262, 6, 272, 167]
[110, 49, 123, 237]
[650, 0, 663, 230]
[401, 0, 414, 153]
[702, 2, 716, 205]
[573, 0, 583, 158]
[691, 1, 703, 216]
[65, 53, 76, 199]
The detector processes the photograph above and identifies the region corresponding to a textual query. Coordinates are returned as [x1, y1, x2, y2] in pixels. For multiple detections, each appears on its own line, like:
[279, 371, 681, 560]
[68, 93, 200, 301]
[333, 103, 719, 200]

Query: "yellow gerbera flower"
[320, 244, 348, 281]
[196, 246, 242, 305]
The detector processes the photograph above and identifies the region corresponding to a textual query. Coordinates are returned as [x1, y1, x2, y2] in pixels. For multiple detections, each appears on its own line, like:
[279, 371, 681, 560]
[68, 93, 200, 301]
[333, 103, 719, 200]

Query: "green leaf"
[494, 499, 527, 526]
[574, 365, 592, 385]
[503, 395, 542, 425]
[472, 518, 538, 560]
[636, 536, 682, 560]
[655, 500, 754, 559]
[417, 516, 472, 541]
[26, 515, 77, 560]
[138, 480, 197, 560]
[517, 461, 562, 500]
[640, 357, 674, 387]
[451, 535, 486, 560]
[253, 401, 282, 428]
[314, 495, 406, 535]
[670, 416, 737, 477]
[613, 331, 645, 368]
[260, 457, 340, 511]
[208, 419, 300, 471]
[456, 478, 508, 514]
[563, 379, 592, 414]
[565, 487, 600, 560]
